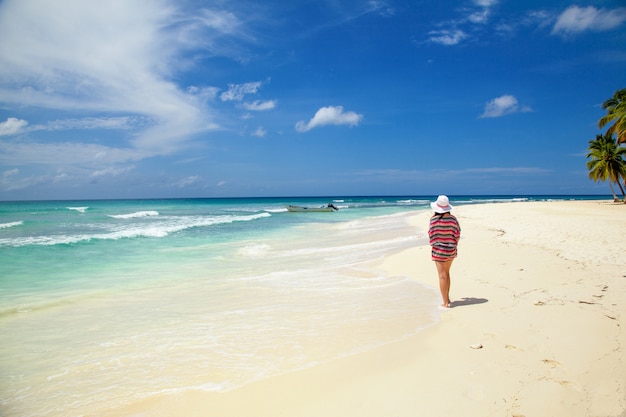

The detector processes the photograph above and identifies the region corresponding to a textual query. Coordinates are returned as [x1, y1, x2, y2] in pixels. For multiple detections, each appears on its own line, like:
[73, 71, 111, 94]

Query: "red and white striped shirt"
[428, 213, 461, 261]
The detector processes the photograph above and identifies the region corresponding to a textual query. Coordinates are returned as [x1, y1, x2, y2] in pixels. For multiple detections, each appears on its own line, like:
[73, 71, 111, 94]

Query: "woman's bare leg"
[435, 260, 453, 308]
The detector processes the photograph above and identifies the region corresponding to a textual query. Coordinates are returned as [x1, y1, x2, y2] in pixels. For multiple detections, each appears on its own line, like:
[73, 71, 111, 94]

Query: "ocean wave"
[108, 211, 160, 219]
[67, 207, 89, 213]
[0, 212, 271, 247]
[0, 220, 23, 229]
[265, 208, 288, 213]
[397, 199, 429, 204]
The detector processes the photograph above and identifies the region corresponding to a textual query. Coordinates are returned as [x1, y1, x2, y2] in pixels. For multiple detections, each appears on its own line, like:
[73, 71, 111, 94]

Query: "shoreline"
[108, 200, 626, 417]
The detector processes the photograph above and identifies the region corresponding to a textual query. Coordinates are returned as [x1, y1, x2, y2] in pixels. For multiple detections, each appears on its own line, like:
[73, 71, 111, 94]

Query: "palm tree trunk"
[609, 182, 618, 201]
[618, 181, 626, 203]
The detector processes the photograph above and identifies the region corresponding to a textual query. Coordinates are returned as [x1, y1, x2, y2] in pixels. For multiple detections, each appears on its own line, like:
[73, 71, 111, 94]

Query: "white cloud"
[468, 9, 490, 24]
[480, 94, 531, 118]
[428, 29, 467, 46]
[195, 9, 241, 35]
[474, 0, 497, 7]
[427, 0, 501, 45]
[220, 82, 263, 101]
[295, 106, 363, 133]
[54, 172, 69, 182]
[1, 116, 144, 138]
[187, 85, 220, 101]
[552, 6, 626, 35]
[91, 165, 135, 178]
[2, 168, 19, 179]
[252, 127, 267, 137]
[242, 100, 276, 111]
[468, 0, 498, 25]
[220, 81, 278, 116]
[0, 117, 28, 136]
[0, 0, 242, 153]
[366, 1, 395, 17]
[44, 117, 140, 131]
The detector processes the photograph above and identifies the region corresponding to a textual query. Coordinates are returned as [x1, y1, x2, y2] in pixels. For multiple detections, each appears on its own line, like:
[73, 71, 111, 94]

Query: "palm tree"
[599, 88, 626, 145]
[586, 133, 626, 201]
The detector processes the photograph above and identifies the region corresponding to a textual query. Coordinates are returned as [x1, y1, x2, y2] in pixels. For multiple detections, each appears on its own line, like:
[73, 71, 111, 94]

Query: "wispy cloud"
[427, 2, 626, 46]
[220, 82, 264, 102]
[0, 116, 144, 137]
[428, 0, 498, 46]
[479, 94, 531, 118]
[0, 135, 143, 191]
[292, 0, 395, 41]
[175, 175, 201, 188]
[252, 127, 267, 137]
[365, 1, 395, 18]
[0, 168, 40, 192]
[494, 10, 553, 38]
[467, 0, 498, 24]
[0, 0, 248, 154]
[474, 0, 498, 6]
[0, 139, 145, 168]
[295, 106, 363, 133]
[427, 30, 467, 46]
[91, 165, 135, 178]
[552, 6, 626, 36]
[220, 81, 277, 114]
[242, 100, 277, 111]
[44, 117, 141, 131]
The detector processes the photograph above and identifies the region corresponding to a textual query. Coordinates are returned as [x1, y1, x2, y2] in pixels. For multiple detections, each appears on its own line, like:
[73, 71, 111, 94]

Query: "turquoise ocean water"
[0, 195, 608, 416]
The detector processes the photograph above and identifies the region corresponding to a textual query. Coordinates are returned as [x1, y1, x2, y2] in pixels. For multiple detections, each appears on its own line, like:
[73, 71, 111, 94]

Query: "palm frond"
[599, 88, 626, 144]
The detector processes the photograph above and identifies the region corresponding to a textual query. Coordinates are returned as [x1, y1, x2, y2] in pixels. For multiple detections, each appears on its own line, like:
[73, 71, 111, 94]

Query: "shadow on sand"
[450, 297, 488, 308]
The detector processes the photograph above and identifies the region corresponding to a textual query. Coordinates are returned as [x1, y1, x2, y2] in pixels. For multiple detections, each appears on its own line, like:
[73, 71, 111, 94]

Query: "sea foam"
[0, 212, 271, 247]
[108, 211, 160, 219]
[0, 220, 23, 229]
[67, 207, 89, 213]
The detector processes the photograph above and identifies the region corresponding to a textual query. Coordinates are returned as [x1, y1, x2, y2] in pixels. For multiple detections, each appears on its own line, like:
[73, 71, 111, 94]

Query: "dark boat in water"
[286, 203, 339, 212]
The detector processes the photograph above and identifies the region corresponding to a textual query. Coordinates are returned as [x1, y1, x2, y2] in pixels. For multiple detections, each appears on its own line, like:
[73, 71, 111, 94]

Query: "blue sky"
[0, 0, 625, 200]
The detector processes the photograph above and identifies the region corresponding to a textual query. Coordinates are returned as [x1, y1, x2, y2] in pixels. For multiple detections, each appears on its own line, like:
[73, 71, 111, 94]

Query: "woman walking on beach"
[428, 195, 461, 308]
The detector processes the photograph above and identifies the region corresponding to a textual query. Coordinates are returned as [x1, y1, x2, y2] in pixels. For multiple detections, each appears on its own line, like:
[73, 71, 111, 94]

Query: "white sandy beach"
[111, 200, 626, 417]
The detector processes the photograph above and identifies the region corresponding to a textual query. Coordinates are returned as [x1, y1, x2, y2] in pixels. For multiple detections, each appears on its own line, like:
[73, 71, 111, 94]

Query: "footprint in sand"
[505, 344, 523, 351]
[542, 359, 561, 368]
[592, 284, 609, 299]
[542, 378, 573, 388]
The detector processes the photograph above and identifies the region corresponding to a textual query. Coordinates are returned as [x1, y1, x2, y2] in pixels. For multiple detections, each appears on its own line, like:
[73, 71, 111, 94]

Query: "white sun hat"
[430, 195, 453, 213]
